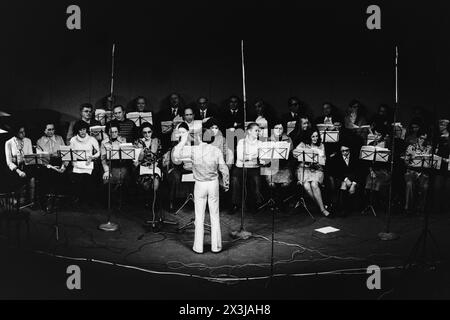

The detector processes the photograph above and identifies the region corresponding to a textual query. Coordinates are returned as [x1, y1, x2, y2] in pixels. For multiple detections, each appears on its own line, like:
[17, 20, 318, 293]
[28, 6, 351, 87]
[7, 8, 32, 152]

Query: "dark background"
[0, 0, 449, 136]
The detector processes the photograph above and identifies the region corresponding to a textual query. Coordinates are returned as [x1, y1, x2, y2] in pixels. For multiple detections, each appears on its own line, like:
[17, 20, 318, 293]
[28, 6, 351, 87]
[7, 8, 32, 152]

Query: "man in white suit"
[172, 122, 229, 254]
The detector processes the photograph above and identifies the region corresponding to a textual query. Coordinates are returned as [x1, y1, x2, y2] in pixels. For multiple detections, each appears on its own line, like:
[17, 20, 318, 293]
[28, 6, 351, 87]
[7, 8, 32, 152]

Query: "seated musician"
[36, 122, 67, 208]
[204, 118, 234, 168]
[66, 103, 101, 144]
[327, 140, 361, 215]
[403, 129, 431, 215]
[220, 95, 245, 132]
[344, 99, 367, 129]
[133, 123, 163, 208]
[167, 122, 194, 212]
[289, 116, 312, 147]
[314, 102, 342, 129]
[156, 93, 184, 150]
[63, 121, 100, 207]
[364, 124, 391, 204]
[261, 120, 294, 211]
[433, 118, 450, 213]
[405, 118, 422, 146]
[107, 105, 138, 143]
[4, 124, 36, 205]
[101, 124, 131, 206]
[249, 99, 272, 137]
[281, 97, 303, 125]
[195, 96, 217, 123]
[230, 123, 265, 214]
[293, 128, 330, 216]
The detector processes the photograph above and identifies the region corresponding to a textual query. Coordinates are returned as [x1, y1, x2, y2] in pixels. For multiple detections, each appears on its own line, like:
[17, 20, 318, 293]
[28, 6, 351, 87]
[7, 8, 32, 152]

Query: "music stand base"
[378, 231, 399, 241]
[230, 229, 252, 240]
[99, 221, 119, 232]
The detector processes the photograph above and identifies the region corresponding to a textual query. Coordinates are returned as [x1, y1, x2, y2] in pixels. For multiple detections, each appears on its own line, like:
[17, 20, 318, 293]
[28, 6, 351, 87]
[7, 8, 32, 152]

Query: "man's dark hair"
[79, 103, 93, 112]
[73, 120, 90, 134]
[113, 105, 125, 112]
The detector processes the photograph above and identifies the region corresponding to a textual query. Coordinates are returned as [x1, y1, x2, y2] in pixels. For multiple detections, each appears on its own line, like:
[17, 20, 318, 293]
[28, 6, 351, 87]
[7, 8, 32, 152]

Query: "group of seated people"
[3, 93, 450, 219]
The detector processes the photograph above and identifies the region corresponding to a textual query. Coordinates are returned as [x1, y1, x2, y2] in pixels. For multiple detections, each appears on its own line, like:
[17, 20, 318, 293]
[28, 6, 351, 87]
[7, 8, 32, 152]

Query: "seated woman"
[63, 121, 100, 207]
[261, 120, 294, 211]
[101, 124, 132, 208]
[204, 118, 234, 168]
[364, 124, 391, 207]
[133, 123, 163, 208]
[403, 129, 431, 215]
[4, 124, 36, 205]
[289, 115, 312, 147]
[293, 128, 330, 216]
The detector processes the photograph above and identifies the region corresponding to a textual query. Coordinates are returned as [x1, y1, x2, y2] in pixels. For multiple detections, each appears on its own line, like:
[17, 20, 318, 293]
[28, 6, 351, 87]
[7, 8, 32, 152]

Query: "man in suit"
[220, 95, 244, 132]
[314, 102, 342, 128]
[327, 142, 363, 215]
[281, 97, 302, 126]
[195, 96, 217, 123]
[156, 93, 184, 150]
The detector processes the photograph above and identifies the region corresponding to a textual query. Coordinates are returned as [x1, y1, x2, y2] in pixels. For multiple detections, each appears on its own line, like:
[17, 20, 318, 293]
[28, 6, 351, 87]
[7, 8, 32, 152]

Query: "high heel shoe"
[321, 209, 331, 217]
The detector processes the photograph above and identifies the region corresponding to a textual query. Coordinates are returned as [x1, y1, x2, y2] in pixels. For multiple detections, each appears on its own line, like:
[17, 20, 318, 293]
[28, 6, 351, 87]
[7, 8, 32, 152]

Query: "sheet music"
[287, 121, 296, 135]
[126, 112, 153, 126]
[360, 145, 390, 162]
[258, 141, 290, 160]
[294, 148, 325, 165]
[59, 146, 88, 161]
[95, 109, 113, 125]
[139, 164, 161, 176]
[181, 173, 195, 182]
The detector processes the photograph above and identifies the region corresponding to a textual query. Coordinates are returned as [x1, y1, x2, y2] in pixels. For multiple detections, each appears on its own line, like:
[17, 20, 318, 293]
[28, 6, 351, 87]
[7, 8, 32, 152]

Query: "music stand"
[360, 146, 391, 217]
[95, 109, 113, 125]
[90, 126, 106, 141]
[126, 112, 153, 127]
[99, 146, 135, 231]
[23, 153, 51, 209]
[141, 153, 177, 229]
[258, 141, 290, 212]
[293, 149, 323, 220]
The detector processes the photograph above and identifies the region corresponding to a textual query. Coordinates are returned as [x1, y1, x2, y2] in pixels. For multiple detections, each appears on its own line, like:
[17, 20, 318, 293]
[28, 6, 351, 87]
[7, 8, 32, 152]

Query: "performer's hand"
[133, 159, 140, 167]
[223, 186, 229, 192]
[57, 166, 66, 174]
[16, 169, 26, 178]
[86, 156, 93, 166]
[103, 171, 110, 181]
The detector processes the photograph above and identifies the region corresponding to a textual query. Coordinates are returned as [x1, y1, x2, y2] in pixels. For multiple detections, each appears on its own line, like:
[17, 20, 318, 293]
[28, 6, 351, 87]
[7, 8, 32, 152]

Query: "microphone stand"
[99, 149, 119, 232]
[99, 44, 119, 232]
[231, 40, 252, 240]
[379, 45, 399, 240]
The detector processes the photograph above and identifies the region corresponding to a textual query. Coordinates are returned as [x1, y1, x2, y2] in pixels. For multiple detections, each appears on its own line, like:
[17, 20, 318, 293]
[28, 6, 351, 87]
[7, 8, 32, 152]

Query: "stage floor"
[1, 201, 450, 299]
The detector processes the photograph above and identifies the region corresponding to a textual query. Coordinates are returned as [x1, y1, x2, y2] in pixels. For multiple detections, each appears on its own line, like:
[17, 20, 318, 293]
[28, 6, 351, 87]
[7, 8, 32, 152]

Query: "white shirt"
[69, 135, 100, 175]
[37, 135, 65, 156]
[5, 137, 33, 171]
[236, 137, 261, 168]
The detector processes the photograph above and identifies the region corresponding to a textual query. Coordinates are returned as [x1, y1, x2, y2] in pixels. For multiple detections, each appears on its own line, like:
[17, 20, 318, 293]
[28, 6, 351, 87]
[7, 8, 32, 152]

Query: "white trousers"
[193, 179, 222, 253]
